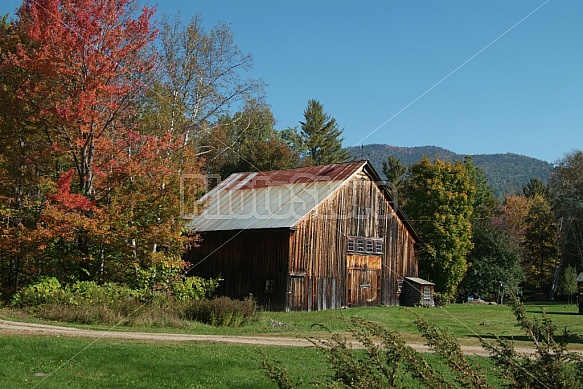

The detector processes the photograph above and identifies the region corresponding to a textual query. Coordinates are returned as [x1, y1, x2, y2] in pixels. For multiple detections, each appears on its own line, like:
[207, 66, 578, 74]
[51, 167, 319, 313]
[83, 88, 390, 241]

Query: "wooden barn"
[186, 160, 421, 311]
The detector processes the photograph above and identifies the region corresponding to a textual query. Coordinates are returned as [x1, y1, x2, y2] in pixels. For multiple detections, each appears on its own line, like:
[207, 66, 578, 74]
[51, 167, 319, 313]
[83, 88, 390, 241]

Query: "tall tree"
[296, 99, 350, 166]
[549, 150, 583, 292]
[523, 195, 557, 295]
[0, 10, 73, 293]
[557, 264, 578, 305]
[458, 216, 523, 300]
[502, 194, 533, 240]
[144, 14, 264, 152]
[458, 157, 517, 300]
[0, 0, 202, 291]
[523, 177, 550, 199]
[201, 100, 298, 177]
[404, 158, 475, 302]
[12, 0, 157, 196]
[382, 155, 407, 204]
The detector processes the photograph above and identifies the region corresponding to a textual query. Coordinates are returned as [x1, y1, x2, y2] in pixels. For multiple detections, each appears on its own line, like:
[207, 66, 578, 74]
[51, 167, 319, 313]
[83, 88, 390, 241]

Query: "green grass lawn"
[261, 302, 583, 349]
[0, 336, 506, 389]
[1, 302, 582, 388]
[0, 336, 327, 389]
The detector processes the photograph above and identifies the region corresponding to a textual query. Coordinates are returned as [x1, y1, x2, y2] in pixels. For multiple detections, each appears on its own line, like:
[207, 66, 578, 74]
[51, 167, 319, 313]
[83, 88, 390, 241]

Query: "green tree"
[557, 264, 578, 305]
[523, 195, 557, 295]
[404, 158, 475, 302]
[459, 157, 517, 301]
[523, 177, 550, 199]
[202, 101, 298, 177]
[549, 151, 583, 290]
[458, 217, 523, 300]
[297, 99, 350, 165]
[382, 155, 407, 203]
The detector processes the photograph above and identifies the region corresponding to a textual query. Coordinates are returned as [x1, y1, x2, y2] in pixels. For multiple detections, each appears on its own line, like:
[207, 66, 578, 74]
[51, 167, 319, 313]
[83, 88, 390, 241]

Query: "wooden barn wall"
[186, 230, 290, 311]
[289, 170, 418, 311]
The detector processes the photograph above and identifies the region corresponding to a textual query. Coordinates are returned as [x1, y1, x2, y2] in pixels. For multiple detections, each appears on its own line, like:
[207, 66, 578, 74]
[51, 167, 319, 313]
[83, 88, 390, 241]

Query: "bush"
[181, 296, 258, 327]
[133, 263, 220, 300]
[65, 281, 143, 306]
[169, 276, 221, 301]
[11, 277, 63, 307]
[11, 279, 259, 328]
[262, 297, 583, 388]
[431, 292, 448, 306]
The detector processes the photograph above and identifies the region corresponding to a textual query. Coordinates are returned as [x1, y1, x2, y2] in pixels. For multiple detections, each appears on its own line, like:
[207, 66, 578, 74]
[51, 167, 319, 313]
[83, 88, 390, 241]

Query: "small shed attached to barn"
[186, 160, 421, 311]
[400, 277, 435, 307]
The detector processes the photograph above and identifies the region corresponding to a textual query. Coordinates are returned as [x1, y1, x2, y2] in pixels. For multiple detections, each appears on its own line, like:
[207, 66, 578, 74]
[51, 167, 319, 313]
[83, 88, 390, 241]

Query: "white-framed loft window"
[357, 239, 365, 252]
[346, 236, 383, 254]
[347, 237, 355, 251]
[366, 239, 374, 252]
[374, 240, 383, 254]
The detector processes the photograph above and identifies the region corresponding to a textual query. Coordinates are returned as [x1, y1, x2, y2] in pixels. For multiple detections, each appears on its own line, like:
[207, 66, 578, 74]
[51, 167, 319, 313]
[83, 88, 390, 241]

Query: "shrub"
[133, 262, 220, 300]
[262, 297, 583, 388]
[431, 291, 448, 306]
[169, 276, 221, 301]
[481, 296, 583, 388]
[11, 277, 63, 307]
[64, 281, 143, 306]
[181, 296, 258, 327]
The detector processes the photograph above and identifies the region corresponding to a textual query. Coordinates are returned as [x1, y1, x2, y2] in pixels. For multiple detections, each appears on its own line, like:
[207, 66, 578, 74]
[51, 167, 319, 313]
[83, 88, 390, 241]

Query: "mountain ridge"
[346, 144, 554, 198]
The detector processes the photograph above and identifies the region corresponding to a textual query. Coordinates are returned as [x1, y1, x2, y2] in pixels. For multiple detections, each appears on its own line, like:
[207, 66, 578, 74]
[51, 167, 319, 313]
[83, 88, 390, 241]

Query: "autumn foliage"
[0, 1, 204, 298]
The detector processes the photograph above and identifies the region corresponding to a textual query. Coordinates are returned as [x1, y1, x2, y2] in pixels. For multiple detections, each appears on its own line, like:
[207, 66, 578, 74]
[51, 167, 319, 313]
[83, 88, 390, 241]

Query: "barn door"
[346, 254, 381, 307]
[286, 274, 305, 311]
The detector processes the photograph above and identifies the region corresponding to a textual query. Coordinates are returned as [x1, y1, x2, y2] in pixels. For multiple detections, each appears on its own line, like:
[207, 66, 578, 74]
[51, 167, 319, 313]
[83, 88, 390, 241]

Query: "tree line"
[385, 151, 583, 303]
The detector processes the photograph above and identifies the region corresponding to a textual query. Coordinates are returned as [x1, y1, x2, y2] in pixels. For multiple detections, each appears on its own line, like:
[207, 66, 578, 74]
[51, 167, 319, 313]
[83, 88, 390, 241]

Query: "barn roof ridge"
[217, 160, 368, 191]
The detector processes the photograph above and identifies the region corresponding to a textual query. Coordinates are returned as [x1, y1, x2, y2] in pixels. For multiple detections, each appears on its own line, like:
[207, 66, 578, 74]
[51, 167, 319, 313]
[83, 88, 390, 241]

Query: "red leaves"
[12, 0, 157, 195]
[47, 169, 94, 211]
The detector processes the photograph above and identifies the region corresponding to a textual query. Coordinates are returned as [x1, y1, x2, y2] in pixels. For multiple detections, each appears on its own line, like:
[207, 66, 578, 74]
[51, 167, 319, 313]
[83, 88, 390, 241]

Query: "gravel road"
[0, 318, 538, 356]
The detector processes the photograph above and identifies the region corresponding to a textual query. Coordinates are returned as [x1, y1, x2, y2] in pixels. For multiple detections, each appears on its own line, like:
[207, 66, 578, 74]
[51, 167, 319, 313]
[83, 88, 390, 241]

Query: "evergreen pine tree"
[299, 99, 350, 165]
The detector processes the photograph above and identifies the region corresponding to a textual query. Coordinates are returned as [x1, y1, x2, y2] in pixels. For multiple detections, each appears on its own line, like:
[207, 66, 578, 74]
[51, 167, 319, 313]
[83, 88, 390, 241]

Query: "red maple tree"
[13, 0, 157, 196]
[1, 0, 203, 285]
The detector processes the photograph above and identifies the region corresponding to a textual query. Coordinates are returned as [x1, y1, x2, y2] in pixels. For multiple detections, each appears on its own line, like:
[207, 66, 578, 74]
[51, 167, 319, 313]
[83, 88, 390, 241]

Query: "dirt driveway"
[0, 318, 529, 356]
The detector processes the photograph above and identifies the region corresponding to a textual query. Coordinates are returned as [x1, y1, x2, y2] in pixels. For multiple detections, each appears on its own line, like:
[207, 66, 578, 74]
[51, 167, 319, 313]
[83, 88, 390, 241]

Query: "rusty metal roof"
[219, 161, 367, 190]
[189, 161, 367, 232]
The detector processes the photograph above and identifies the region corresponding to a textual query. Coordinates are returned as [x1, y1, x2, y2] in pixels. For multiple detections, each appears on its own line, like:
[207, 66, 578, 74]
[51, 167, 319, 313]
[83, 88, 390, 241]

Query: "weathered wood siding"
[186, 229, 290, 311]
[346, 254, 382, 306]
[289, 169, 418, 310]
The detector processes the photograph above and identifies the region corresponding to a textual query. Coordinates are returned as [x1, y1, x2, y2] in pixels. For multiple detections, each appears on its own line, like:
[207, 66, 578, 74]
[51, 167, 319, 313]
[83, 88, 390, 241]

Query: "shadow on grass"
[544, 311, 581, 316]
[470, 334, 583, 345]
[468, 334, 583, 344]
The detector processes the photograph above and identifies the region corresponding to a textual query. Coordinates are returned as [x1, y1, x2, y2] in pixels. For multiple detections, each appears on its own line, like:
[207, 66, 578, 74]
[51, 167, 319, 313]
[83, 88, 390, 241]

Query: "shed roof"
[188, 160, 419, 241]
[404, 277, 435, 286]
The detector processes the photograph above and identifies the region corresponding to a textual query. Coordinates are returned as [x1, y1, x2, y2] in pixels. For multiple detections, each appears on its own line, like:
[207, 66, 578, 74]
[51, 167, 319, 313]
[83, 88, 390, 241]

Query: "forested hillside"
[348, 144, 554, 197]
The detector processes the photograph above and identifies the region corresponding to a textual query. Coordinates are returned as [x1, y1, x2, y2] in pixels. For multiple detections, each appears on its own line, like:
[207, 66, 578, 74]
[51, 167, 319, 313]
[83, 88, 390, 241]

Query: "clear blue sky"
[2, 0, 581, 163]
